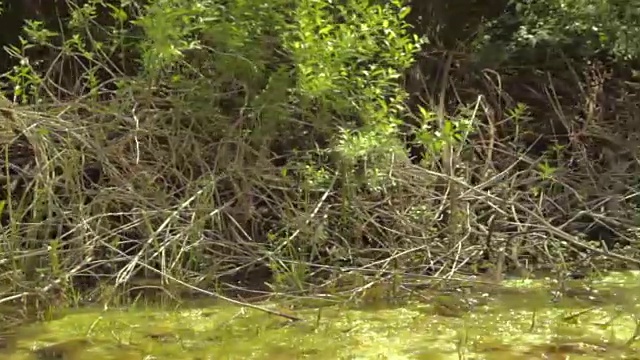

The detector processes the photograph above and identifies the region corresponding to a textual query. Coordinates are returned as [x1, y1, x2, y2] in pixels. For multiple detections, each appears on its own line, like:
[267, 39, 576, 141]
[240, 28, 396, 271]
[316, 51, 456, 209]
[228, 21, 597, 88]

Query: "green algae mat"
[2, 272, 640, 359]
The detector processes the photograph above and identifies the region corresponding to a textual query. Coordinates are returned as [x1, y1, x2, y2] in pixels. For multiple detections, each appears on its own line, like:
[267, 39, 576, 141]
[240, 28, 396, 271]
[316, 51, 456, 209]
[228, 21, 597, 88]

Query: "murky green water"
[2, 272, 640, 359]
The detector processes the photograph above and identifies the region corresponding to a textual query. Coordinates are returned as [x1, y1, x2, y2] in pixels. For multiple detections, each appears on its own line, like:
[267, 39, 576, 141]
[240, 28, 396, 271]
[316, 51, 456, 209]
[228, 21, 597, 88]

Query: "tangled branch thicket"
[0, 0, 639, 318]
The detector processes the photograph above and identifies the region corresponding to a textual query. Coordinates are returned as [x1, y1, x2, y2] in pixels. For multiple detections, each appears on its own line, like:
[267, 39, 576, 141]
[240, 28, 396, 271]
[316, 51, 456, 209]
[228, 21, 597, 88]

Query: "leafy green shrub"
[290, 0, 420, 192]
[518, 0, 640, 59]
[478, 0, 640, 63]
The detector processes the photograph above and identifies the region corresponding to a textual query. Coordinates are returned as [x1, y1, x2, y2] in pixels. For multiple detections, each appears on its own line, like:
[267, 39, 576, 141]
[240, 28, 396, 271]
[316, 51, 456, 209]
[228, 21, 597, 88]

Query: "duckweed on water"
[2, 271, 640, 359]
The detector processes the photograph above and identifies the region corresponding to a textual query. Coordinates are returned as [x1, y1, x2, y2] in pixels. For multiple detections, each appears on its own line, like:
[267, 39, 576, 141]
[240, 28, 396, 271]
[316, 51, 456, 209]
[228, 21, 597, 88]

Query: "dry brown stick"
[436, 53, 461, 245]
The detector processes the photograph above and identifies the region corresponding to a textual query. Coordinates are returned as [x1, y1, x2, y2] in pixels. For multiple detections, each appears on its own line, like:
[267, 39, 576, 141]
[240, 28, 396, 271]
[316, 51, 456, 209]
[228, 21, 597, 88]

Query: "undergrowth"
[0, 0, 638, 324]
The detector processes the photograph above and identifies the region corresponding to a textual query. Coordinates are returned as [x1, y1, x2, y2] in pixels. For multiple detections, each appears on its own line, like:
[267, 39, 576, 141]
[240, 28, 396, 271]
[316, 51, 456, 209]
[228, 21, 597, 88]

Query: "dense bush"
[0, 0, 639, 318]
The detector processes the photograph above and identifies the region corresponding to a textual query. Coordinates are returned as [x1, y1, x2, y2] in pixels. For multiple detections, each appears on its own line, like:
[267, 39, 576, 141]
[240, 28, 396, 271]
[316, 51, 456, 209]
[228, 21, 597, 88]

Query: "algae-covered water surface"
[2, 272, 640, 359]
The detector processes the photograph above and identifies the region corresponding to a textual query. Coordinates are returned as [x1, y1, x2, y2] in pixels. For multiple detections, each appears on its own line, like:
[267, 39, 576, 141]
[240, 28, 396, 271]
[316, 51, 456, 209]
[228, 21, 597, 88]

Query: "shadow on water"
[1, 271, 640, 359]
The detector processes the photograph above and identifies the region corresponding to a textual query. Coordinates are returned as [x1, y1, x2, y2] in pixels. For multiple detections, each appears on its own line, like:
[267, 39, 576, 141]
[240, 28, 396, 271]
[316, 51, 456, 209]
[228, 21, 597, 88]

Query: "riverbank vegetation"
[0, 0, 639, 326]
